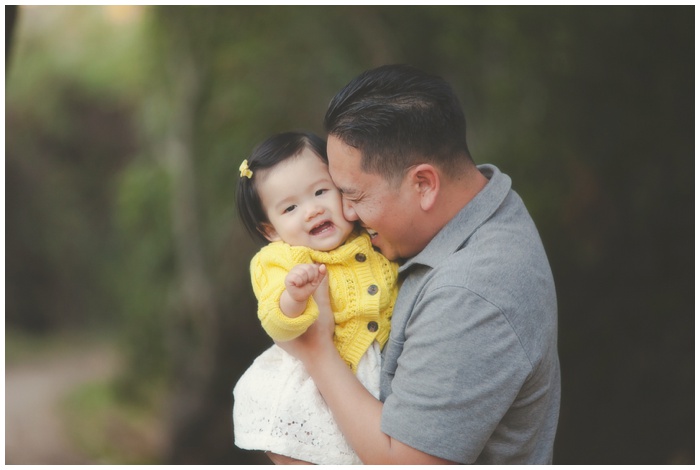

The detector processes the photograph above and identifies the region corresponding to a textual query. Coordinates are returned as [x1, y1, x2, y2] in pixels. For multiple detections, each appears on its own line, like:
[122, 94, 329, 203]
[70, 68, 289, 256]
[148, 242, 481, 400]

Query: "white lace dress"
[233, 341, 381, 465]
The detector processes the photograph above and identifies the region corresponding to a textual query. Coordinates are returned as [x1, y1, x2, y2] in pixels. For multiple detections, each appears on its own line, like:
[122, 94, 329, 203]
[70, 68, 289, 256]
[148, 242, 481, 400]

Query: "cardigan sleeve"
[250, 243, 320, 342]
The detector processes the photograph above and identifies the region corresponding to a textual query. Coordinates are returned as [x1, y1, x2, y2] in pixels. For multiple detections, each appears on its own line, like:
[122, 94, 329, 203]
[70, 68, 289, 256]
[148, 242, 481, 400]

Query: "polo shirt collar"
[399, 164, 511, 272]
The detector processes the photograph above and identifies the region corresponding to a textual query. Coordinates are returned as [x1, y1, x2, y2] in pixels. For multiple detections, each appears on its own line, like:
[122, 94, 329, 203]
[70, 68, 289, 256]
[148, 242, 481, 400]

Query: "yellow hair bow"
[239, 159, 253, 179]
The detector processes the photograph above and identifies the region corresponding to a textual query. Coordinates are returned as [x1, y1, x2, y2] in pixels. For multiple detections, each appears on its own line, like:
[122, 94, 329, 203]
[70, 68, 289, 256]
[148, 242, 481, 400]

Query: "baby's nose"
[306, 204, 324, 220]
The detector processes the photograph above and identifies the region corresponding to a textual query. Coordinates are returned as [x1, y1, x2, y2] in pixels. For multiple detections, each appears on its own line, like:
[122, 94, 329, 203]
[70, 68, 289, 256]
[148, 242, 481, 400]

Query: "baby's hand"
[285, 263, 327, 302]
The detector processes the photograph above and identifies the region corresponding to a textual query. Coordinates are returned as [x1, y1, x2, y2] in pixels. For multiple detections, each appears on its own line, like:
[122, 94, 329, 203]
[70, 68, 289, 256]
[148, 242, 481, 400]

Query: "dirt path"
[5, 342, 120, 464]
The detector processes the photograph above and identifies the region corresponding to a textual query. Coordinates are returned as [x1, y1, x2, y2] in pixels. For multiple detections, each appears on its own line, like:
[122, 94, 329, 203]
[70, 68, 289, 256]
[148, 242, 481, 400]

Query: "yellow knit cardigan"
[251, 231, 398, 372]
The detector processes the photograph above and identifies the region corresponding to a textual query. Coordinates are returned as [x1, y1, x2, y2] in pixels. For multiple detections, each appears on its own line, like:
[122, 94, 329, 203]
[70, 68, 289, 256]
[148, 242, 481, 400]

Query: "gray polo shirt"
[380, 164, 560, 464]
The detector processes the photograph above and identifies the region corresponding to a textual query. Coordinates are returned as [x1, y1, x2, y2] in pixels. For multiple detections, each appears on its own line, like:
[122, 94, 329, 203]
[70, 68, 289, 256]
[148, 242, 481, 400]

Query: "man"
[278, 64, 560, 464]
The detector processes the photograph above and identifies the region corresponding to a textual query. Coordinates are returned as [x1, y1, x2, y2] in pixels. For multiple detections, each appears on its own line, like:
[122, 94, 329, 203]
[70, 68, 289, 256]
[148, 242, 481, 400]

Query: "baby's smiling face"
[257, 148, 354, 252]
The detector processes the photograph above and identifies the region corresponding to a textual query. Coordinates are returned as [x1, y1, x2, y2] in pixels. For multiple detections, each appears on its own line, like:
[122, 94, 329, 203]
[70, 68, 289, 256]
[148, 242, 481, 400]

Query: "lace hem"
[233, 343, 381, 465]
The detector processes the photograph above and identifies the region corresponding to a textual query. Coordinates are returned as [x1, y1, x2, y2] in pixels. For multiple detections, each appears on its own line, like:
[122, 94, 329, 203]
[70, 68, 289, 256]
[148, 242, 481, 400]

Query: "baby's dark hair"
[236, 131, 328, 244]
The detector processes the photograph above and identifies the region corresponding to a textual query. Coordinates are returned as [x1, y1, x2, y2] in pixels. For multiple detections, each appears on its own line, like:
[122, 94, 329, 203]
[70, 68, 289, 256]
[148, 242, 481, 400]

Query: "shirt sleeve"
[251, 245, 319, 342]
[380, 284, 532, 463]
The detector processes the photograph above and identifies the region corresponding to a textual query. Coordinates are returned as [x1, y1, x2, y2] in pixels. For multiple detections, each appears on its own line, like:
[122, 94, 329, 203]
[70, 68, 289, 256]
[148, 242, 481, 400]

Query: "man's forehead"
[328, 165, 357, 195]
[327, 139, 362, 188]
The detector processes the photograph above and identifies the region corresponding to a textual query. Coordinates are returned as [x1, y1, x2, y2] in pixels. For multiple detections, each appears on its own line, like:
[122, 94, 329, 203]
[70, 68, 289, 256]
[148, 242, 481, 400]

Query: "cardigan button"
[355, 253, 367, 262]
[367, 321, 378, 332]
[367, 284, 378, 295]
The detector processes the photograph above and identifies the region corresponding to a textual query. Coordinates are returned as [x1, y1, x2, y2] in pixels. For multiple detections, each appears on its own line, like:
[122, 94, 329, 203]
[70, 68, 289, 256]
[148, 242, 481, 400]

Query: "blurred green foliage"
[6, 6, 140, 333]
[63, 378, 165, 464]
[5, 5, 694, 465]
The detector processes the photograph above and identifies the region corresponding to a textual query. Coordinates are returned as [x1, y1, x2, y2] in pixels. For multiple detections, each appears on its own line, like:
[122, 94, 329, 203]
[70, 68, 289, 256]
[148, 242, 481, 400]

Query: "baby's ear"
[261, 223, 281, 242]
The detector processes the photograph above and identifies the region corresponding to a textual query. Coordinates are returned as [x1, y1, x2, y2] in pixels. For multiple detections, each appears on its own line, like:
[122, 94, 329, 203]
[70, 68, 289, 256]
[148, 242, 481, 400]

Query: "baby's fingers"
[286, 270, 306, 288]
[286, 264, 318, 288]
[312, 264, 327, 286]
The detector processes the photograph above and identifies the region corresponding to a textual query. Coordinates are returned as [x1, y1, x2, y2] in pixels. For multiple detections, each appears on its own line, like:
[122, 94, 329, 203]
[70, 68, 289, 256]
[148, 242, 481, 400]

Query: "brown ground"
[5, 343, 119, 464]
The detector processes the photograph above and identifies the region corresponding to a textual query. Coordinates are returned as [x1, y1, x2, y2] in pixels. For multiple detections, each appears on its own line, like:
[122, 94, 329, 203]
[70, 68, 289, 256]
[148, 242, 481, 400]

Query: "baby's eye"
[283, 205, 297, 213]
[315, 189, 328, 197]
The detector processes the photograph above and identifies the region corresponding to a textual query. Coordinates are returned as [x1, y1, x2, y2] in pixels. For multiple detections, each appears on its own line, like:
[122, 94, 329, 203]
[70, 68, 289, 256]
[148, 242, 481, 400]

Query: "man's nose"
[342, 198, 358, 222]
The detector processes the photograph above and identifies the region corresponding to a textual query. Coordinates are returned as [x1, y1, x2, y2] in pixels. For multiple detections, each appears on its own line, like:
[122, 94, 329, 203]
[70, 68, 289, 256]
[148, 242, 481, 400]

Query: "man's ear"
[261, 223, 281, 242]
[410, 164, 440, 211]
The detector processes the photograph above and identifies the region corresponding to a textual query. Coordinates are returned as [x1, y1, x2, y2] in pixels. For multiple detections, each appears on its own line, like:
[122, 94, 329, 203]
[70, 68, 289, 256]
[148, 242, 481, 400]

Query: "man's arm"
[277, 303, 454, 465]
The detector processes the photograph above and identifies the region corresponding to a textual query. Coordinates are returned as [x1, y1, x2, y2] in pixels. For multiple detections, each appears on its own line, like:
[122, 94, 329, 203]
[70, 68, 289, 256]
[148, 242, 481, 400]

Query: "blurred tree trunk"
[157, 15, 221, 463]
[6, 5, 17, 66]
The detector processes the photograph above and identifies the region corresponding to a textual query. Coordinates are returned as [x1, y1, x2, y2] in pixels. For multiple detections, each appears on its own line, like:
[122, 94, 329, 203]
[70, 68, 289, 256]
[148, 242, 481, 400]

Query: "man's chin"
[371, 243, 403, 263]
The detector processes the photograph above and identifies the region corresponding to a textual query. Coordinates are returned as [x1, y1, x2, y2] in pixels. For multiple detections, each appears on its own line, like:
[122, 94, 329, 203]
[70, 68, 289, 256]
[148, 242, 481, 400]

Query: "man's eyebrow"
[337, 186, 358, 197]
